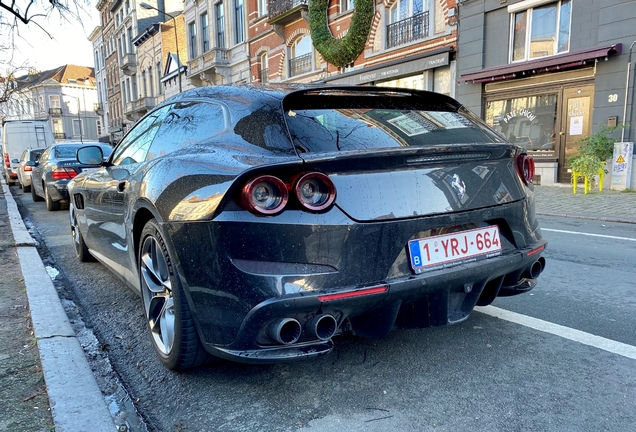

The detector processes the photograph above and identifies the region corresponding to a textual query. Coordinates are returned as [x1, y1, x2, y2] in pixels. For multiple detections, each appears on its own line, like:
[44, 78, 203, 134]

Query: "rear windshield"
[55, 145, 113, 160]
[284, 107, 504, 154]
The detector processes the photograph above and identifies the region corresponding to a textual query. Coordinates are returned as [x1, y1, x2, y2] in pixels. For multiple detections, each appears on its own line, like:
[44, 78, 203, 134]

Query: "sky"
[1, 3, 101, 73]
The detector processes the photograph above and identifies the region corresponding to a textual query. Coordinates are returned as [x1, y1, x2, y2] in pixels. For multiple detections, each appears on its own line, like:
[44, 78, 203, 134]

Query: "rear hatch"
[281, 87, 526, 222]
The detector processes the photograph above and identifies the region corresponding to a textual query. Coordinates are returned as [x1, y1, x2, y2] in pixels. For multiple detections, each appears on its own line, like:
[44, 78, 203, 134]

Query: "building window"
[387, 0, 430, 49]
[259, 52, 268, 82]
[142, 70, 147, 97]
[201, 12, 210, 52]
[157, 62, 162, 95]
[235, 0, 244, 44]
[510, 0, 571, 62]
[127, 27, 133, 53]
[148, 67, 154, 97]
[289, 35, 313, 77]
[216, 2, 225, 48]
[73, 119, 83, 137]
[258, 0, 267, 16]
[49, 95, 60, 108]
[189, 21, 198, 58]
[341, 0, 354, 13]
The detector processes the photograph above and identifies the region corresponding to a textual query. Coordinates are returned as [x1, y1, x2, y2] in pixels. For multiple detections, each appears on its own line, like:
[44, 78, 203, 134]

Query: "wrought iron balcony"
[289, 53, 312, 77]
[386, 11, 429, 49]
[53, 132, 66, 140]
[259, 68, 269, 83]
[49, 107, 63, 117]
[268, 0, 308, 24]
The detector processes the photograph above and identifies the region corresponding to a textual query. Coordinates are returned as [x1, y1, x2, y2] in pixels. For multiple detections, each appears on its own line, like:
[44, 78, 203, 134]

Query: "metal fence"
[268, 0, 308, 19]
[289, 53, 312, 77]
[386, 11, 429, 49]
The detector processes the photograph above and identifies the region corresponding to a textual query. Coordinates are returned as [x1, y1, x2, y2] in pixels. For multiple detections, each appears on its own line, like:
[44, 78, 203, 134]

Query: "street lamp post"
[140, 2, 183, 93]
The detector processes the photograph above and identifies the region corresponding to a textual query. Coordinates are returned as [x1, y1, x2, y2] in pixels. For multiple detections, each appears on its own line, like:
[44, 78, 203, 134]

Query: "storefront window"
[484, 94, 558, 153]
[376, 73, 424, 90]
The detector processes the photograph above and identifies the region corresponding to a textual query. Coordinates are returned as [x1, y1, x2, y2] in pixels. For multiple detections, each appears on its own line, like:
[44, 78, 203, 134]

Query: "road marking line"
[542, 228, 636, 242]
[476, 306, 636, 360]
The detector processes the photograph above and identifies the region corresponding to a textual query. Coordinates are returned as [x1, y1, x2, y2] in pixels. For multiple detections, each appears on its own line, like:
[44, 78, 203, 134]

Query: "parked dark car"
[68, 85, 547, 370]
[16, 148, 45, 192]
[30, 143, 113, 210]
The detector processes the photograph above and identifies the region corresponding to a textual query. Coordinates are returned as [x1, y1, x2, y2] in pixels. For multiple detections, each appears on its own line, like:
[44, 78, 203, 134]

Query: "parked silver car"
[15, 148, 45, 193]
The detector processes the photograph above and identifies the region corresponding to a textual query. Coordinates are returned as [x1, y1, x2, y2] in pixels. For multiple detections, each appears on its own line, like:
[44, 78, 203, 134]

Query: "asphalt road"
[12, 186, 636, 432]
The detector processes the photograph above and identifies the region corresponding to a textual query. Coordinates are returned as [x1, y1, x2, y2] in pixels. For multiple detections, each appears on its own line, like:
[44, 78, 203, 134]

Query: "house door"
[558, 84, 594, 182]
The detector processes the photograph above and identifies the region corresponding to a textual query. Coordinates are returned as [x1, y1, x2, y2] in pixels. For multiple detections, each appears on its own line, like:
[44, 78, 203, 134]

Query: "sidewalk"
[534, 184, 636, 223]
[1, 180, 116, 432]
[0, 180, 634, 431]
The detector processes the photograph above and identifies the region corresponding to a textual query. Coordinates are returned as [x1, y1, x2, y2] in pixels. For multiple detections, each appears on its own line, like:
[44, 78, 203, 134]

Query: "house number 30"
[608, 94, 618, 103]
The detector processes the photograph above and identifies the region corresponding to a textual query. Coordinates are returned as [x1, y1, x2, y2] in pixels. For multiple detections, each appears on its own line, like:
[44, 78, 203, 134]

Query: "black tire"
[31, 182, 44, 202]
[23, 183, 31, 193]
[139, 219, 211, 370]
[70, 205, 94, 262]
[45, 186, 60, 211]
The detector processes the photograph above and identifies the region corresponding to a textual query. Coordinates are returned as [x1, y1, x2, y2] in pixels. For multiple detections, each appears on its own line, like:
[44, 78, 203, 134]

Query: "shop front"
[321, 48, 455, 96]
[482, 70, 595, 184]
[459, 44, 622, 185]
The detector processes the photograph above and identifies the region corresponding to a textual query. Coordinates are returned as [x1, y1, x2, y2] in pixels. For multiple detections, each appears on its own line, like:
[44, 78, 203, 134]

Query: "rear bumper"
[46, 181, 70, 202]
[164, 197, 545, 363]
[207, 243, 545, 363]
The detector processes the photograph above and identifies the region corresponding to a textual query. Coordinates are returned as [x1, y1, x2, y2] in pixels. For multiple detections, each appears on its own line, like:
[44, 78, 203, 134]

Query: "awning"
[458, 44, 622, 84]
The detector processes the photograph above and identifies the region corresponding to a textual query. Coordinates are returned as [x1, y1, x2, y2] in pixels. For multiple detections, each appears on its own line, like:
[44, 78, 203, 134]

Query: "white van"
[2, 120, 54, 186]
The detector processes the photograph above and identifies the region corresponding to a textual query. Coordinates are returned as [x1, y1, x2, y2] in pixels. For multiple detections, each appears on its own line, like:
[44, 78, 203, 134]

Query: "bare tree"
[0, 0, 91, 113]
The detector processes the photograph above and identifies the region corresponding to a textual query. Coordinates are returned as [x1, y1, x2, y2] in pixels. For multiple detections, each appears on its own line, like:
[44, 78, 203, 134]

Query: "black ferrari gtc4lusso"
[68, 84, 546, 369]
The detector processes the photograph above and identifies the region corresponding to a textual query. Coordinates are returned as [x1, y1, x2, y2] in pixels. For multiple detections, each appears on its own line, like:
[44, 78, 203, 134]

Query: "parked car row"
[9, 85, 547, 371]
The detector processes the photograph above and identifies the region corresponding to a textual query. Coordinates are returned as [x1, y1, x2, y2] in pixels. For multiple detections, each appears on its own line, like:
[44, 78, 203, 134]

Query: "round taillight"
[516, 154, 535, 185]
[294, 172, 336, 211]
[242, 175, 288, 215]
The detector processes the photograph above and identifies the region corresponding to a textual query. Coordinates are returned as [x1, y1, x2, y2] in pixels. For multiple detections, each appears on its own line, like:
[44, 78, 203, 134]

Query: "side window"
[112, 105, 171, 165]
[146, 101, 227, 160]
[39, 147, 52, 162]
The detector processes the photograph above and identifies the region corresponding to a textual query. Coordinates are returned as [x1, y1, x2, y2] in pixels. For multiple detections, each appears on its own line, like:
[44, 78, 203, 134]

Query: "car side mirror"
[77, 146, 104, 165]
[26, 160, 37, 167]
[11, 158, 19, 163]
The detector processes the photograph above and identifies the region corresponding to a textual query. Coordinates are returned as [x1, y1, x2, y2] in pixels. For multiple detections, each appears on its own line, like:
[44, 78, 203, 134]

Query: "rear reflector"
[318, 286, 388, 302]
[527, 245, 545, 256]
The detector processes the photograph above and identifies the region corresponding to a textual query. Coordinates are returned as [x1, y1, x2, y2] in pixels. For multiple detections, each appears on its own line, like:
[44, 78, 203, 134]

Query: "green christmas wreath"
[308, 0, 375, 67]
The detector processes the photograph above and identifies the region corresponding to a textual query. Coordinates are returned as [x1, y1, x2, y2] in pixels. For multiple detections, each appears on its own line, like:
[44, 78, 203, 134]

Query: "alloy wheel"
[140, 235, 175, 356]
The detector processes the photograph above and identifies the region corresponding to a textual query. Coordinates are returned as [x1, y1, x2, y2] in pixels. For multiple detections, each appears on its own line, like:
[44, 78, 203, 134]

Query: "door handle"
[117, 181, 127, 193]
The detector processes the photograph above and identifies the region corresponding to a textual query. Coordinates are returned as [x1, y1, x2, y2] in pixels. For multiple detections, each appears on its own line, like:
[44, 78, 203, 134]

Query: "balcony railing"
[268, 0, 308, 20]
[49, 107, 63, 116]
[386, 11, 429, 49]
[260, 68, 269, 83]
[54, 132, 66, 140]
[289, 53, 312, 77]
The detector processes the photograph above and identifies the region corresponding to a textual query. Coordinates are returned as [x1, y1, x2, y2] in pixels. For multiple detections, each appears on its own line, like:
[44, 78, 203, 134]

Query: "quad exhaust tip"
[523, 257, 545, 280]
[307, 314, 338, 341]
[268, 318, 302, 345]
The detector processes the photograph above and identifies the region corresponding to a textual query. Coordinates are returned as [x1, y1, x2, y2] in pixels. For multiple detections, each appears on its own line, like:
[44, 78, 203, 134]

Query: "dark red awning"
[458, 44, 622, 83]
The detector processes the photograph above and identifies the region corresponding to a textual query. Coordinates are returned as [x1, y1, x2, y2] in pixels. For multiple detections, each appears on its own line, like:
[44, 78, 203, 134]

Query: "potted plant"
[568, 125, 625, 189]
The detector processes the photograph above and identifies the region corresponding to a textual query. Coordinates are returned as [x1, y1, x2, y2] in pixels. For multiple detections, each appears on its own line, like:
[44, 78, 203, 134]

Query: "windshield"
[284, 107, 504, 154]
